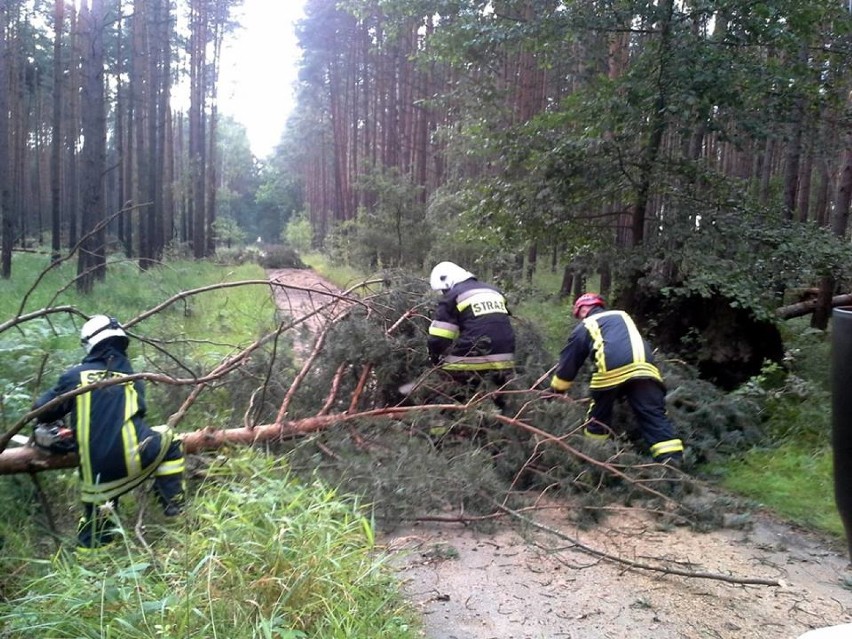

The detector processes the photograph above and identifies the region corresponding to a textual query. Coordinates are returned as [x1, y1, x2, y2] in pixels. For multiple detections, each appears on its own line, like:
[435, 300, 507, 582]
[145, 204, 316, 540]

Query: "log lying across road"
[0, 405, 451, 476]
[0, 417, 346, 475]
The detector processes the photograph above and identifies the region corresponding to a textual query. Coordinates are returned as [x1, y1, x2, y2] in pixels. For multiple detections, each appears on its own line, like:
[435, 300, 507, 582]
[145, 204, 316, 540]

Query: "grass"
[0, 251, 419, 638]
[712, 445, 843, 536]
[0, 451, 417, 639]
[301, 252, 372, 292]
[711, 318, 842, 540]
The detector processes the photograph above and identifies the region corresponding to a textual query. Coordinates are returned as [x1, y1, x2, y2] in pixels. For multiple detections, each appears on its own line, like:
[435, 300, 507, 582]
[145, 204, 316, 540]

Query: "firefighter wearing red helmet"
[550, 293, 684, 464]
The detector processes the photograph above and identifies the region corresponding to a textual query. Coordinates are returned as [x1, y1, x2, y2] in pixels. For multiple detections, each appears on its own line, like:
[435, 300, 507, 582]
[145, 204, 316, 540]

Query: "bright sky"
[218, 0, 306, 158]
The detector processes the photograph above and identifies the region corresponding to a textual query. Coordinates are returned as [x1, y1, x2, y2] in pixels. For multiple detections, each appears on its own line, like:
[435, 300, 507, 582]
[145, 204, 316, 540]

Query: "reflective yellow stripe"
[77, 386, 92, 485]
[583, 428, 610, 440]
[429, 320, 460, 340]
[621, 313, 646, 363]
[583, 317, 608, 375]
[82, 471, 153, 503]
[441, 360, 515, 371]
[650, 439, 684, 458]
[590, 362, 662, 389]
[155, 458, 185, 476]
[429, 326, 459, 339]
[122, 383, 141, 477]
[550, 375, 572, 391]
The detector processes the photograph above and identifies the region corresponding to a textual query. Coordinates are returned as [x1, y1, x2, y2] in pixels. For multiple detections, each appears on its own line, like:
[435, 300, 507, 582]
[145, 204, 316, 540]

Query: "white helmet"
[429, 261, 474, 291]
[80, 315, 127, 354]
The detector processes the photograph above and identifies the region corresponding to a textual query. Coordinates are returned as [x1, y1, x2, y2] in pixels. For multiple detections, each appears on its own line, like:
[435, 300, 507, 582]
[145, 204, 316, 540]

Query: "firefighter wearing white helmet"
[80, 314, 128, 353]
[33, 314, 185, 548]
[429, 261, 475, 292]
[427, 262, 515, 410]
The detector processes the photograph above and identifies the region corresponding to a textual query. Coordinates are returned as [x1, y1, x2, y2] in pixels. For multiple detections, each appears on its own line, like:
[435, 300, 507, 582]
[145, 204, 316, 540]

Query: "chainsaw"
[10, 421, 77, 454]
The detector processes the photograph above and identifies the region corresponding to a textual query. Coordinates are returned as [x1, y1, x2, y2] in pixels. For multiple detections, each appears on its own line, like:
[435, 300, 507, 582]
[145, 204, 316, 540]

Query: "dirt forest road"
[387, 507, 852, 639]
[267, 267, 852, 639]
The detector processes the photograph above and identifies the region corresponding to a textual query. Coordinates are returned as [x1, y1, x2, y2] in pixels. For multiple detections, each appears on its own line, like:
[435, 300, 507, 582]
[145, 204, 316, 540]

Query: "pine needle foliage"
[276, 273, 760, 531]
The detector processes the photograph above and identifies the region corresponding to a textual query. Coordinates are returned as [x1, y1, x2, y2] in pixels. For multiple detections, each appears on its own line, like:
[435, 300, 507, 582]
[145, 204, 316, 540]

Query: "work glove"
[549, 375, 572, 393]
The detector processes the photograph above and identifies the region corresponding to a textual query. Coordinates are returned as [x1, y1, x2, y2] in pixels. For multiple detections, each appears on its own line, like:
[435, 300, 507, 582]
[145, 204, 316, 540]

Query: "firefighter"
[549, 293, 684, 464]
[427, 261, 515, 409]
[33, 315, 185, 548]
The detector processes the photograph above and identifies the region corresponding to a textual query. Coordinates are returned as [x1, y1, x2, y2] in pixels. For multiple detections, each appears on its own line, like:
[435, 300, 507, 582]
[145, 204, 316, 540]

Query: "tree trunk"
[526, 242, 537, 283]
[796, 142, 813, 223]
[66, 7, 81, 249]
[76, 0, 107, 293]
[559, 266, 573, 299]
[115, 5, 128, 255]
[0, 2, 11, 279]
[777, 292, 852, 321]
[631, 0, 674, 247]
[811, 277, 835, 328]
[189, 0, 207, 259]
[811, 137, 852, 328]
[1, 408, 450, 476]
[50, 0, 64, 265]
[599, 263, 612, 299]
[572, 272, 585, 300]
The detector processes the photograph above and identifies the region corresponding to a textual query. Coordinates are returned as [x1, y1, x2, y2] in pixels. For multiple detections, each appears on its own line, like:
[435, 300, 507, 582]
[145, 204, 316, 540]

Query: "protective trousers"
[77, 438, 184, 548]
[444, 369, 511, 413]
[583, 378, 683, 462]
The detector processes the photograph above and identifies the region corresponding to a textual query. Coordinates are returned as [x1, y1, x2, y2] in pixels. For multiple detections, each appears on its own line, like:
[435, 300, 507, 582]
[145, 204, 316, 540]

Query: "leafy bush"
[283, 212, 313, 253]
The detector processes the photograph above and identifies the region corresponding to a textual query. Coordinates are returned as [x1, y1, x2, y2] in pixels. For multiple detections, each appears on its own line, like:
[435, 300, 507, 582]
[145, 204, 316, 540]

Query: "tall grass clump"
[0, 450, 418, 639]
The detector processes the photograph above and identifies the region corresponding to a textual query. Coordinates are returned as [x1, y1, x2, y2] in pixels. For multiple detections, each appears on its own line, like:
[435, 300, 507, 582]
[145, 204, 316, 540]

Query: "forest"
[2, 0, 852, 636]
[3, 0, 852, 375]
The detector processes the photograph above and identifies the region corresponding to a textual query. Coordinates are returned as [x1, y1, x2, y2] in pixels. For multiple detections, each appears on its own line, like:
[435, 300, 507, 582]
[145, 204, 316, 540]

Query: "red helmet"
[572, 293, 605, 318]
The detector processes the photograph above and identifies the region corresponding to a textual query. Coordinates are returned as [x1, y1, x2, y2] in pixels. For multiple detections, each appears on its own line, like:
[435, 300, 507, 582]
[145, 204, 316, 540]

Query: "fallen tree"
[0, 271, 764, 537]
[775, 292, 852, 320]
[0, 397, 688, 515]
[0, 405, 446, 475]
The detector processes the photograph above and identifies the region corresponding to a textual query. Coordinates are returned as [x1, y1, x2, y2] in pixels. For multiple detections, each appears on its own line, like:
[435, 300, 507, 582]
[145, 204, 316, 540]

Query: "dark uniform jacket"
[553, 307, 663, 390]
[427, 278, 515, 371]
[33, 340, 177, 504]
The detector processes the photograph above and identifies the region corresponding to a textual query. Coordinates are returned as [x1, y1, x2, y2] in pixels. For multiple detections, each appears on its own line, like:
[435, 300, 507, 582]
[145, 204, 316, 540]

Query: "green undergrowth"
[0, 252, 283, 431]
[706, 318, 841, 539]
[709, 445, 840, 536]
[0, 451, 417, 639]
